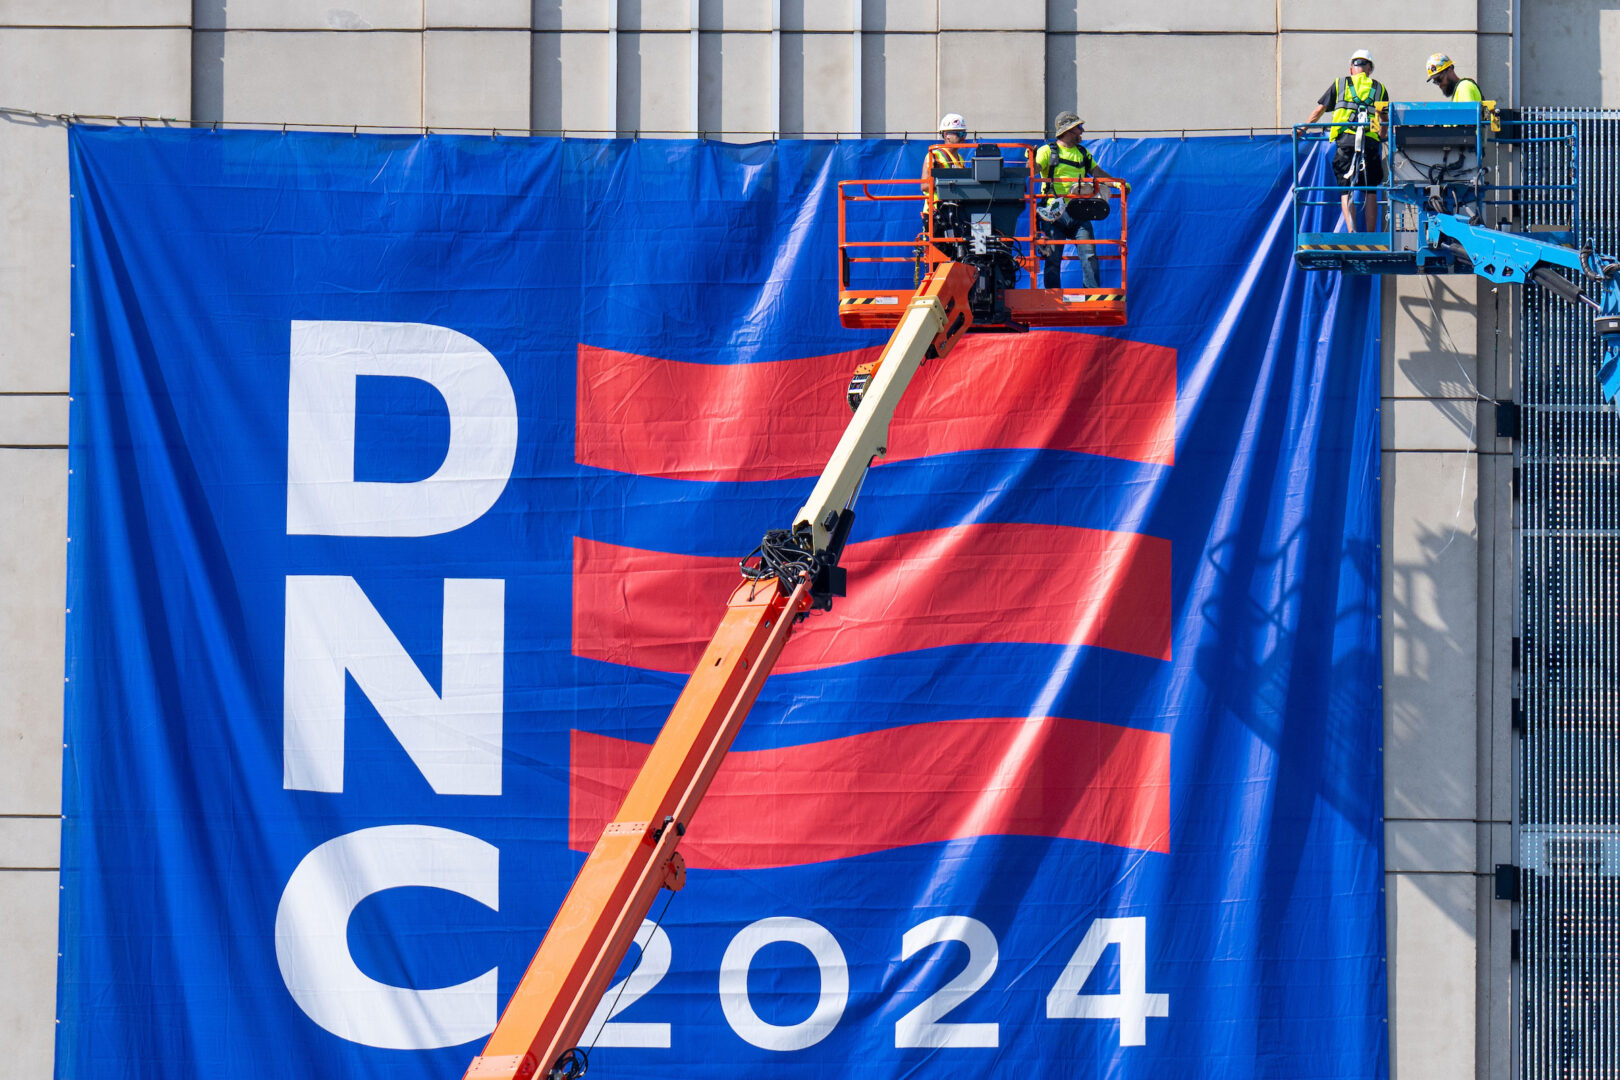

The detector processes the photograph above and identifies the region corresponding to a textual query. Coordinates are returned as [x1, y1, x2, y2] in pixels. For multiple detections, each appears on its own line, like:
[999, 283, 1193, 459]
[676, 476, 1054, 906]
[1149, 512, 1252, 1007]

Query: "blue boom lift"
[1293, 100, 1620, 400]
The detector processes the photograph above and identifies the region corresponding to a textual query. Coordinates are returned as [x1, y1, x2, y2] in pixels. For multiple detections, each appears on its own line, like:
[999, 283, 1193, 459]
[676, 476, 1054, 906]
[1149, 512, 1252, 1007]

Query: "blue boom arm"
[1422, 211, 1620, 401]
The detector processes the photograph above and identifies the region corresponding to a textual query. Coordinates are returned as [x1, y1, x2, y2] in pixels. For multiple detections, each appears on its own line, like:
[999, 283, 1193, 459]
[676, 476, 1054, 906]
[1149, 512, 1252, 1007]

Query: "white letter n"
[284, 575, 504, 795]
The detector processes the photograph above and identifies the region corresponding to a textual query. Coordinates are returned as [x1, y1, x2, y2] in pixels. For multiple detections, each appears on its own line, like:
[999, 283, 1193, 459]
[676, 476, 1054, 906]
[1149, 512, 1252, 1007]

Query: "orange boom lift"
[464, 142, 1131, 1080]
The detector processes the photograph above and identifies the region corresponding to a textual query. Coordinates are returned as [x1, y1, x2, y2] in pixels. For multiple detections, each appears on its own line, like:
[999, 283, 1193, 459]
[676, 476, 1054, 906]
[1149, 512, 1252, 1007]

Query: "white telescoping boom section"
[792, 265, 973, 553]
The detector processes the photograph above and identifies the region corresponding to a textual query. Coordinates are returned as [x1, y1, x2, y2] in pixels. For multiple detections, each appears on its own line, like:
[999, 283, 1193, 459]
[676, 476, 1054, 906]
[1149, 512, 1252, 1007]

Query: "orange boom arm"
[464, 262, 976, 1080]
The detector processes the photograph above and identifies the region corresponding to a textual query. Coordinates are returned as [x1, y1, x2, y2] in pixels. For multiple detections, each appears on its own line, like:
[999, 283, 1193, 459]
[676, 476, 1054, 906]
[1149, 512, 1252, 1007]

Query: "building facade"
[4, 1, 1619, 1076]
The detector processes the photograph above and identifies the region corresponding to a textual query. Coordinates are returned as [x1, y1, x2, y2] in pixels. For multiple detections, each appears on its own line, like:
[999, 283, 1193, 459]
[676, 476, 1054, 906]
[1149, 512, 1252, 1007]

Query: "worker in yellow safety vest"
[930, 113, 969, 171]
[1425, 53, 1483, 102]
[1035, 110, 1127, 289]
[923, 113, 971, 253]
[1305, 49, 1390, 233]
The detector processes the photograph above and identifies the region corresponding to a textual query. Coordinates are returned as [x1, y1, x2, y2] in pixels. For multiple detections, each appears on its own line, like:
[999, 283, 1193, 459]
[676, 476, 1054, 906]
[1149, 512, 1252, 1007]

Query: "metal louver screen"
[1520, 107, 1620, 1080]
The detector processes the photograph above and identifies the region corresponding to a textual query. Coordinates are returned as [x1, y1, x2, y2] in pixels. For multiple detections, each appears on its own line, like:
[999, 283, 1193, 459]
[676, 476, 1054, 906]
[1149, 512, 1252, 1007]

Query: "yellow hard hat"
[1426, 53, 1455, 81]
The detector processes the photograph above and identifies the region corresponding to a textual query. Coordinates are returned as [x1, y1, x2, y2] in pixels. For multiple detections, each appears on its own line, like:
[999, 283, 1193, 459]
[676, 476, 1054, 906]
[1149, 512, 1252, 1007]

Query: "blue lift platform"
[1293, 101, 1620, 398]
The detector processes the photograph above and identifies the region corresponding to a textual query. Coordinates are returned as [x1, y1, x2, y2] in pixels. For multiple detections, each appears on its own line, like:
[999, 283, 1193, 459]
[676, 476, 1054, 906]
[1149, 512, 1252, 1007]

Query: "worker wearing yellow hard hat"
[1425, 54, 1483, 103]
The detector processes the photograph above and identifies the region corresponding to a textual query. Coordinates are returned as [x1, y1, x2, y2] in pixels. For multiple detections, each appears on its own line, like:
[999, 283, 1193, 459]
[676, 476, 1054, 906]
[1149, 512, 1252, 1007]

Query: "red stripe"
[572, 523, 1171, 674]
[575, 334, 1175, 482]
[568, 716, 1170, 868]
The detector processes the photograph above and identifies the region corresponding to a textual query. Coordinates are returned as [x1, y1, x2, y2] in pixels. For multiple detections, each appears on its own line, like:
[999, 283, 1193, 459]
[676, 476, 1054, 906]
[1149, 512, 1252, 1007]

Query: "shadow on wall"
[192, 1, 225, 124]
[532, 25, 563, 133]
[1524, 0, 1620, 106]
[1390, 276, 1490, 443]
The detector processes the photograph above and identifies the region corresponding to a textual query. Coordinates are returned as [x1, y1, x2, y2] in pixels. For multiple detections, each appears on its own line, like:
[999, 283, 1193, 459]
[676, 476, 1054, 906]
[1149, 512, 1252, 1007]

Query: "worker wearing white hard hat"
[1304, 49, 1390, 232]
[922, 113, 972, 255]
[931, 113, 968, 169]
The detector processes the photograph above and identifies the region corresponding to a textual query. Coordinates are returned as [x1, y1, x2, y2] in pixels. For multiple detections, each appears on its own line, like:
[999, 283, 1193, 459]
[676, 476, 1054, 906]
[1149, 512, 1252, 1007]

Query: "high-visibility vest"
[1449, 77, 1483, 103]
[925, 145, 966, 205]
[1329, 74, 1389, 141]
[1035, 141, 1097, 200]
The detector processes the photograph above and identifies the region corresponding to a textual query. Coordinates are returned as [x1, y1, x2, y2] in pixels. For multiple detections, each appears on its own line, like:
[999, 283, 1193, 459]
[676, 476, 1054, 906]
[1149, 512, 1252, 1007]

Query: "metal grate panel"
[1521, 107, 1620, 1080]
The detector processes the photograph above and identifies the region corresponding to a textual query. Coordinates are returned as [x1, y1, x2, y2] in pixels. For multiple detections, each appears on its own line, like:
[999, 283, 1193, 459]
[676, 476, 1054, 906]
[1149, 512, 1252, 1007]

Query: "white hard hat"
[937, 113, 966, 133]
[1349, 48, 1375, 68]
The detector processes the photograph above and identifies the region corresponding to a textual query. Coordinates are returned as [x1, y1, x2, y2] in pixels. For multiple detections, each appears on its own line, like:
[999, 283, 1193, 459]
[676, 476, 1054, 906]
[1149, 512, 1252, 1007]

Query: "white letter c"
[275, 825, 498, 1049]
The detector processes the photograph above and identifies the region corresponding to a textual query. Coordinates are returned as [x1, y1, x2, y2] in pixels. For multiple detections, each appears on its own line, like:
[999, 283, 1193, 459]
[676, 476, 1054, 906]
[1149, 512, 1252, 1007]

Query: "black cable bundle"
[740, 528, 814, 589]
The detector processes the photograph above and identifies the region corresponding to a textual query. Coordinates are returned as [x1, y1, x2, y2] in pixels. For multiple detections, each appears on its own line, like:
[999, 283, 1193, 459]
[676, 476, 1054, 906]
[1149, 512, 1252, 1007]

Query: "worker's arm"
[1088, 164, 1130, 193]
[1306, 104, 1326, 124]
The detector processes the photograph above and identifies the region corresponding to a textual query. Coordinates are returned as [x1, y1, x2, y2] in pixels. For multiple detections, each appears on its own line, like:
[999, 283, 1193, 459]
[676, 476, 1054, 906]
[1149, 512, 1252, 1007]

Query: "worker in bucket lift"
[1425, 53, 1483, 103]
[1305, 49, 1390, 233]
[925, 113, 971, 256]
[930, 113, 969, 169]
[1036, 111, 1128, 290]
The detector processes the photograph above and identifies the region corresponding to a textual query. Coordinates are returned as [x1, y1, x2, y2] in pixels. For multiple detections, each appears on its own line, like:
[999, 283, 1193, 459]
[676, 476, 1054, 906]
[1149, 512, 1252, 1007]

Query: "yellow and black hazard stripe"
[1062, 292, 1126, 303]
[840, 296, 902, 306]
[1297, 242, 1390, 251]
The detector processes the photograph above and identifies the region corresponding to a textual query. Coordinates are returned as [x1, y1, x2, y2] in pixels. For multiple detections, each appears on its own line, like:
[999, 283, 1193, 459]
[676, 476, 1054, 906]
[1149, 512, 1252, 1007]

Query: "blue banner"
[61, 127, 1384, 1079]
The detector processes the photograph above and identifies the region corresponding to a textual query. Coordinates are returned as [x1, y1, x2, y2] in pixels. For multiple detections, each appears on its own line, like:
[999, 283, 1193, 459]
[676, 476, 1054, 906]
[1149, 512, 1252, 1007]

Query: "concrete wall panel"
[619, 0, 695, 32]
[1046, 0, 1273, 34]
[1282, 0, 1477, 32]
[862, 0, 936, 33]
[1047, 32, 1276, 133]
[0, 124, 69, 393]
[1476, 31, 1512, 106]
[533, 31, 615, 133]
[535, 0, 613, 32]
[427, 0, 529, 29]
[0, 818, 59, 870]
[1385, 275, 1484, 401]
[1389, 872, 1477, 1080]
[0, 27, 188, 390]
[939, 31, 1044, 135]
[0, 872, 58, 1080]
[0, 27, 190, 116]
[0, 1, 187, 25]
[710, 0, 776, 31]
[1523, 0, 1620, 107]
[425, 29, 531, 130]
[620, 30, 694, 134]
[861, 31, 937, 135]
[1384, 449, 1478, 822]
[208, 30, 422, 128]
[940, 0, 1043, 31]
[1383, 399, 1480, 451]
[783, 0, 856, 33]
[0, 451, 66, 816]
[0, 395, 68, 447]
[697, 30, 768, 136]
[194, 0, 422, 30]
[783, 31, 856, 135]
[1387, 819, 1476, 873]
[1281, 33, 1478, 120]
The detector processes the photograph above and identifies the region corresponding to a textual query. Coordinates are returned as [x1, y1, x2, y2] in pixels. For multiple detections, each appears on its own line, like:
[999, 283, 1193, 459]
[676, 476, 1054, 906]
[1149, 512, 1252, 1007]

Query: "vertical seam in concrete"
[1274, 0, 1282, 129]
[850, 0, 863, 135]
[688, 0, 699, 135]
[419, 0, 426, 128]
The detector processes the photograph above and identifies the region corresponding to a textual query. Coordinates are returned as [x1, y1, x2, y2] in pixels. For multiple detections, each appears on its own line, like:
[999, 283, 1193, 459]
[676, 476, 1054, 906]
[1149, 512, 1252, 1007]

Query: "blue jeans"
[1041, 213, 1099, 289]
